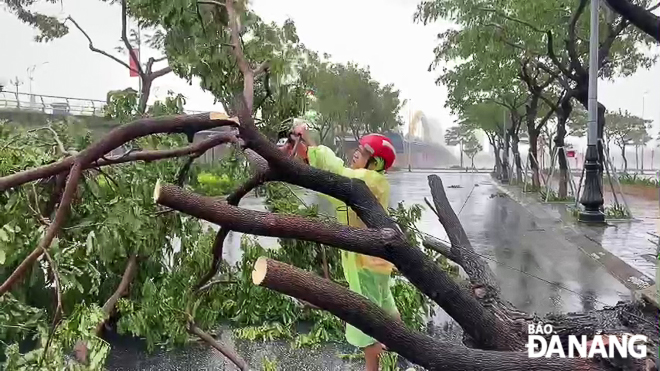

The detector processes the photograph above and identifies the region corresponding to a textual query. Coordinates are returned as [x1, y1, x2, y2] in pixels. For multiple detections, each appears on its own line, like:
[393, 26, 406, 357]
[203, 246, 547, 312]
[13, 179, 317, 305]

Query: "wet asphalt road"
[107, 171, 648, 370]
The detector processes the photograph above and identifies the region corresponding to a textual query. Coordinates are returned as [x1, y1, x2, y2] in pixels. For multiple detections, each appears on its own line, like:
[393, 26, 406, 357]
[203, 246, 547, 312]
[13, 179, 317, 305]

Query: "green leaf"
[86, 231, 96, 255]
[0, 248, 5, 265]
[0, 228, 8, 242]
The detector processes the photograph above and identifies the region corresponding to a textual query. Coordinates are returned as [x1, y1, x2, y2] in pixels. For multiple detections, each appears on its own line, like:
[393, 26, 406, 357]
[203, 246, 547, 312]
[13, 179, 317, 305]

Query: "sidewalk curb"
[489, 176, 658, 308]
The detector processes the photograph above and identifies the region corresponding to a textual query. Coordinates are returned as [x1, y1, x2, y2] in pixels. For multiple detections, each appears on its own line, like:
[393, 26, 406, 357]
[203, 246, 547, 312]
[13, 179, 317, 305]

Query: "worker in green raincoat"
[280, 123, 399, 371]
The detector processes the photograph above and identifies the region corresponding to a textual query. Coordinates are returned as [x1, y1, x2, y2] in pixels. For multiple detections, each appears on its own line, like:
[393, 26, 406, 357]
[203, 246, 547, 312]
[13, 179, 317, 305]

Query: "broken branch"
[154, 180, 521, 350]
[96, 255, 139, 335]
[0, 116, 238, 192]
[252, 257, 590, 371]
[0, 113, 237, 297]
[427, 175, 499, 293]
[187, 322, 249, 371]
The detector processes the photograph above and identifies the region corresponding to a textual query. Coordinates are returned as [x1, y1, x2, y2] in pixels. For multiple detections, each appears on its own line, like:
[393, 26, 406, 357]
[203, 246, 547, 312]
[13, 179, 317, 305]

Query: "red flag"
[129, 49, 139, 77]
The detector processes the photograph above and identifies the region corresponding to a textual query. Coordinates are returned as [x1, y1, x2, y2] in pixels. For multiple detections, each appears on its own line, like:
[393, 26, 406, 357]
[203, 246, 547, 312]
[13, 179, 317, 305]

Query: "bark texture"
[252, 257, 594, 371]
[154, 180, 521, 350]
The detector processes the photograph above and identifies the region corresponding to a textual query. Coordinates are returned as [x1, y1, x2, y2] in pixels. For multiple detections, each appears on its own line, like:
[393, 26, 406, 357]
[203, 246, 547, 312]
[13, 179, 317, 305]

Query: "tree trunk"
[557, 147, 569, 199]
[511, 135, 523, 184]
[554, 97, 572, 199]
[621, 144, 628, 172]
[502, 132, 510, 182]
[528, 130, 541, 188]
[460, 142, 464, 168]
[138, 77, 152, 115]
[494, 144, 502, 178]
[635, 145, 639, 172]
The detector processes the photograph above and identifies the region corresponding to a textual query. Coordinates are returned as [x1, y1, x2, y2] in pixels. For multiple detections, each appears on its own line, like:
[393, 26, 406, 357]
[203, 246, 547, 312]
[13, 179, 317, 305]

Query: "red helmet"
[359, 134, 397, 170]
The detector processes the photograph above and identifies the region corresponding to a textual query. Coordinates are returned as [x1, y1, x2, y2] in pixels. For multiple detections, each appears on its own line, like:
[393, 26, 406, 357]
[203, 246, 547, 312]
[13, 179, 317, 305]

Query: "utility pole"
[10, 76, 22, 96]
[9, 76, 23, 109]
[27, 62, 48, 109]
[578, 0, 605, 223]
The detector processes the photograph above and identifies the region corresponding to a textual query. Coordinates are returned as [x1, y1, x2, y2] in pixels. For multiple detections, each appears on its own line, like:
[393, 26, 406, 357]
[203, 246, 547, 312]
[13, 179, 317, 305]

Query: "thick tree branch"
[103, 132, 236, 167]
[96, 255, 138, 335]
[0, 120, 238, 192]
[154, 181, 521, 350]
[605, 0, 660, 42]
[225, 0, 254, 110]
[194, 168, 274, 291]
[427, 175, 500, 294]
[536, 62, 573, 90]
[598, 19, 630, 68]
[536, 102, 558, 132]
[546, 31, 574, 80]
[187, 322, 249, 370]
[252, 257, 594, 371]
[0, 113, 237, 297]
[567, 0, 590, 77]
[422, 235, 456, 260]
[151, 66, 173, 80]
[66, 16, 132, 71]
[121, 0, 143, 77]
[41, 248, 63, 363]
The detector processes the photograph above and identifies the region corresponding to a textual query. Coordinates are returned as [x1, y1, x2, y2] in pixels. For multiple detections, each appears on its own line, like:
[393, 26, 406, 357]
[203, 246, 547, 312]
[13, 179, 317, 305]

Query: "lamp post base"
[577, 209, 605, 223]
[578, 144, 605, 224]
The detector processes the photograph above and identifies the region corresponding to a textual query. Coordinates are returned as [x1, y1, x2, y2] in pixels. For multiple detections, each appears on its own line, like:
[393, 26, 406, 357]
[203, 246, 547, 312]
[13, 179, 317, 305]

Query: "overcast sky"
[1, 0, 658, 148]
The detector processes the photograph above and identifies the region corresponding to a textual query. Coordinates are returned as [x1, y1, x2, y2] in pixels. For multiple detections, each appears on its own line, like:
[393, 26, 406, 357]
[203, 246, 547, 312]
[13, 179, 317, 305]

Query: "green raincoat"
[307, 145, 399, 348]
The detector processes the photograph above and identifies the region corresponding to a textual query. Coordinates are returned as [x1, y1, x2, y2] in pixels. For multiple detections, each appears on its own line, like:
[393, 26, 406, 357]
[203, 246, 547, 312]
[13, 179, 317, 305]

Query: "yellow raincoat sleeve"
[306, 145, 393, 274]
[307, 145, 390, 211]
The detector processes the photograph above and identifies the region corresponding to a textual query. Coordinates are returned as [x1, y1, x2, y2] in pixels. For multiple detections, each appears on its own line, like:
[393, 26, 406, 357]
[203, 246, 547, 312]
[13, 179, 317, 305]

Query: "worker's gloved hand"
[278, 134, 308, 161]
[293, 123, 309, 138]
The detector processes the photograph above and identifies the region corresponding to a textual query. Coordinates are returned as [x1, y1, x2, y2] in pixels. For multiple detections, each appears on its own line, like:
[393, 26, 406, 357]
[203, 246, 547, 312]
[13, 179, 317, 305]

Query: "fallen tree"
[1, 1, 658, 370]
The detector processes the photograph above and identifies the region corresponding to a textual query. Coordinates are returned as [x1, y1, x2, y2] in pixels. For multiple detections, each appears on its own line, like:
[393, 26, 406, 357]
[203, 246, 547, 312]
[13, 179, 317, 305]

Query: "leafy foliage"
[603, 109, 652, 171]
[2, 0, 69, 42]
[463, 134, 483, 168]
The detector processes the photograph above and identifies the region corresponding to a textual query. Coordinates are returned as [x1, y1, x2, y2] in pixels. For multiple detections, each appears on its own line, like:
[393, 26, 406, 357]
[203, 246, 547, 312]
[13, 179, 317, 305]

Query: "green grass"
[618, 173, 659, 188]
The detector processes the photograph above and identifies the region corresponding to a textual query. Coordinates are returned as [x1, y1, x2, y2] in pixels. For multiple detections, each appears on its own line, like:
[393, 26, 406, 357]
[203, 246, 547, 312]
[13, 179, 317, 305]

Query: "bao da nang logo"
[526, 323, 648, 358]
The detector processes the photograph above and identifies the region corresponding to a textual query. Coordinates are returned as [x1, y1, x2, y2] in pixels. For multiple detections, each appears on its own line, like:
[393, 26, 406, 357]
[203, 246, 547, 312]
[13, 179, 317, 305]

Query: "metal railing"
[0, 91, 207, 117]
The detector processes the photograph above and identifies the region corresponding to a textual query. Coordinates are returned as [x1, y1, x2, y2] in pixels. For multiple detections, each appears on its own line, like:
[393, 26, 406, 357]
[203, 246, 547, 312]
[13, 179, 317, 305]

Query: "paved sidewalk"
[491, 180, 655, 294]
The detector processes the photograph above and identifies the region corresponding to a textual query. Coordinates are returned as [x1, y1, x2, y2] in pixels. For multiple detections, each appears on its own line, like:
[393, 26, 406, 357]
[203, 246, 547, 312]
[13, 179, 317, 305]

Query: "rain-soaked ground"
[106, 171, 648, 371]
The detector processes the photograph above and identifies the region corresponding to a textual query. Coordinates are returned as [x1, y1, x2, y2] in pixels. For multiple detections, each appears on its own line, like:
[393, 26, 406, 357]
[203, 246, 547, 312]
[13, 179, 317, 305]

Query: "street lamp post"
[579, 0, 605, 223]
[27, 62, 48, 109]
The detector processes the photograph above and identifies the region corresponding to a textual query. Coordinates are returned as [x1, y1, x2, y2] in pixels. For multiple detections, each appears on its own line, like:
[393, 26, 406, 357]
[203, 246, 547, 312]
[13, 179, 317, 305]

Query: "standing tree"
[445, 124, 474, 169]
[459, 102, 507, 176]
[605, 110, 651, 172]
[631, 122, 652, 171]
[416, 0, 658, 192]
[462, 133, 483, 170]
[4, 0, 172, 115]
